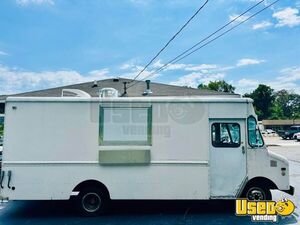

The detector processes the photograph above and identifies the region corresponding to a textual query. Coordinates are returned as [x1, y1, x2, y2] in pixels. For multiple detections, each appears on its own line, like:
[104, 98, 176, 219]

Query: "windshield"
[248, 116, 264, 148]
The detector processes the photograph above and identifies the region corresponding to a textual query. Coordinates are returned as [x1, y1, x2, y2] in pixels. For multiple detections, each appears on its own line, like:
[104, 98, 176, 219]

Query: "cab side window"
[247, 116, 264, 147]
[212, 123, 240, 148]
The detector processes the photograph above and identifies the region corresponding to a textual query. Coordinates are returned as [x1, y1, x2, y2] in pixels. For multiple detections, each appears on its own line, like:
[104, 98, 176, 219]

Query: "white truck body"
[0, 96, 293, 201]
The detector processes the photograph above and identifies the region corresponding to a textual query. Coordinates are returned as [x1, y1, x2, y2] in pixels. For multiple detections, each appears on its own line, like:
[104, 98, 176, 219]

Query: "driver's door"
[209, 119, 247, 198]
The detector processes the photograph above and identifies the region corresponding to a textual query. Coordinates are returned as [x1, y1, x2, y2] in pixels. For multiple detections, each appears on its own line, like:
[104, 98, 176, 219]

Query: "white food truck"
[0, 90, 294, 216]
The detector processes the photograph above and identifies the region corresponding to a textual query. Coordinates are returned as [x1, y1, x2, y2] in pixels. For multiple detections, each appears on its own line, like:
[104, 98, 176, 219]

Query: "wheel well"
[241, 177, 278, 196]
[72, 180, 110, 199]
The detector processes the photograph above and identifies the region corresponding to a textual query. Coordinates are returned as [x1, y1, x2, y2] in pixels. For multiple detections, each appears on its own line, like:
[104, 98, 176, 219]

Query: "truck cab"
[244, 116, 294, 199]
[209, 113, 294, 200]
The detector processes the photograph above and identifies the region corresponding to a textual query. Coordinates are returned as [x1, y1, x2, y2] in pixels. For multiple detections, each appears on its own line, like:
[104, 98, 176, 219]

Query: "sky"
[0, 0, 300, 95]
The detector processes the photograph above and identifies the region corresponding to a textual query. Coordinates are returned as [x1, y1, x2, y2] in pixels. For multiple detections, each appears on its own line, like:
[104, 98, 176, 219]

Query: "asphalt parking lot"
[0, 137, 299, 225]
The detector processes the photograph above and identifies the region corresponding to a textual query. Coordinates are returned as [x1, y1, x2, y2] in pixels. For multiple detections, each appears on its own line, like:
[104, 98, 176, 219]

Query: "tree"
[290, 93, 300, 119]
[271, 90, 300, 119]
[244, 84, 274, 120]
[198, 80, 236, 93]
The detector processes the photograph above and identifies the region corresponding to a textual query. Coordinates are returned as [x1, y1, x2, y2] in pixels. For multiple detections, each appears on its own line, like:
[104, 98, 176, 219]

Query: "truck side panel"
[1, 100, 210, 200]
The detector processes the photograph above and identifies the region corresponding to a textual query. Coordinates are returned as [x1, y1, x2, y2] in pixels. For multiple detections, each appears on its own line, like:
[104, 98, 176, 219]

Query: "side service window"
[212, 123, 240, 148]
[99, 106, 152, 145]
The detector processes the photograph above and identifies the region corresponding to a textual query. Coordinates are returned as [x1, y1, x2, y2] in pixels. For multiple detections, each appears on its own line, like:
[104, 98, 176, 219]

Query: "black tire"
[244, 186, 272, 201]
[75, 187, 109, 216]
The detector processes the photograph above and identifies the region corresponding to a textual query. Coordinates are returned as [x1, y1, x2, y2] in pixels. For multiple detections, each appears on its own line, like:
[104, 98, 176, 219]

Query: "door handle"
[7, 170, 12, 189]
[0, 171, 4, 189]
[242, 146, 245, 154]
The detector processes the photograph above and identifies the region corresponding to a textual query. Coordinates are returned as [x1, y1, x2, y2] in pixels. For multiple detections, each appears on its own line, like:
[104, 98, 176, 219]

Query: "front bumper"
[282, 185, 295, 196]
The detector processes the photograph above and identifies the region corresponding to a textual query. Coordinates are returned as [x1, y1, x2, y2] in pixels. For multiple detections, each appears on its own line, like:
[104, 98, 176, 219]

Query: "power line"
[128, 0, 279, 89]
[127, 0, 264, 89]
[146, 0, 265, 78]
[130, 0, 209, 83]
[159, 0, 279, 70]
[128, 0, 266, 88]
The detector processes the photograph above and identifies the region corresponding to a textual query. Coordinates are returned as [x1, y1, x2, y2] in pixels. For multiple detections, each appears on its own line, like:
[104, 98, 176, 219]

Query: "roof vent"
[121, 82, 128, 97]
[61, 89, 91, 98]
[99, 88, 119, 98]
[143, 80, 152, 96]
[92, 80, 98, 88]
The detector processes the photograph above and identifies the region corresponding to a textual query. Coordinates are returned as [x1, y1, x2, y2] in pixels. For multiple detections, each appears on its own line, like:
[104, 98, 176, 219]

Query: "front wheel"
[245, 187, 272, 200]
[75, 187, 109, 216]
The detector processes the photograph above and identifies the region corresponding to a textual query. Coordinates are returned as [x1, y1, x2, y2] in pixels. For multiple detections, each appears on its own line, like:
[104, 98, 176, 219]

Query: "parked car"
[262, 129, 276, 135]
[266, 129, 276, 134]
[278, 126, 300, 139]
[293, 132, 300, 141]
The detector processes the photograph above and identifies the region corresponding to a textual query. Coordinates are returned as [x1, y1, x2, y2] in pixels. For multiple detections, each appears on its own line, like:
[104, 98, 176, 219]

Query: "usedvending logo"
[235, 198, 295, 222]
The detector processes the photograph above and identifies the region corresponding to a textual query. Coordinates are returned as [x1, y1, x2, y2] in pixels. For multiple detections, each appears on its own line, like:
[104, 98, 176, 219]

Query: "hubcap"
[82, 192, 102, 213]
[247, 188, 265, 200]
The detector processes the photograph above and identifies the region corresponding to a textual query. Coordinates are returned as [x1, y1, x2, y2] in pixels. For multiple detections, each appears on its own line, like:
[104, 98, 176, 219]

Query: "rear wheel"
[75, 187, 109, 216]
[245, 187, 271, 200]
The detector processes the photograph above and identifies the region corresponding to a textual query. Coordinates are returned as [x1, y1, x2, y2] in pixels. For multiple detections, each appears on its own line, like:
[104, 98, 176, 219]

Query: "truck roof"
[6, 96, 253, 104]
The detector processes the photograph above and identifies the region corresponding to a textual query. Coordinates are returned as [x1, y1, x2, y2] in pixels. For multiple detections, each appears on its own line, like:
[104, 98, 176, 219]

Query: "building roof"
[0, 78, 239, 101]
[262, 119, 300, 126]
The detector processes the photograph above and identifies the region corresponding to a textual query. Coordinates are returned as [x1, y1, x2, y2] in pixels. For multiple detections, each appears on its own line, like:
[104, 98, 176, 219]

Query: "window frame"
[99, 106, 152, 146]
[211, 122, 241, 148]
[247, 115, 264, 148]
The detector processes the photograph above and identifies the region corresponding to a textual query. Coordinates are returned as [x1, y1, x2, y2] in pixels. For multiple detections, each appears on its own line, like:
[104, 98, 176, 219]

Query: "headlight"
[285, 132, 289, 135]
